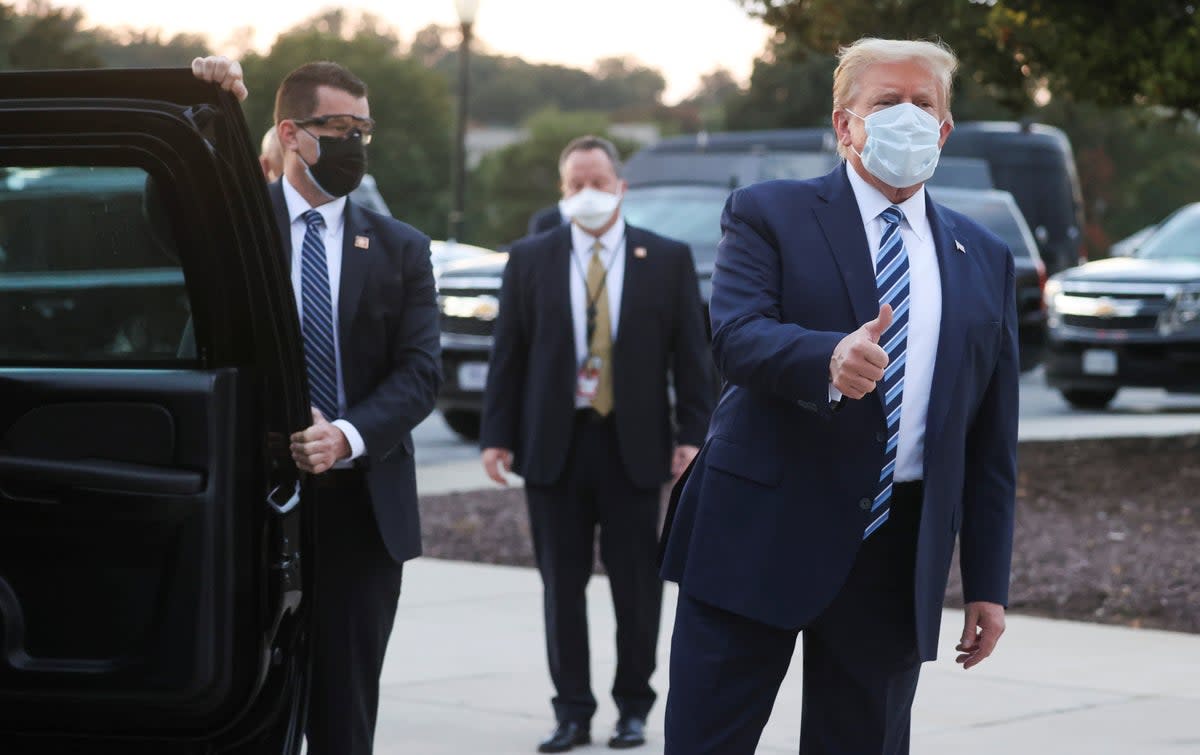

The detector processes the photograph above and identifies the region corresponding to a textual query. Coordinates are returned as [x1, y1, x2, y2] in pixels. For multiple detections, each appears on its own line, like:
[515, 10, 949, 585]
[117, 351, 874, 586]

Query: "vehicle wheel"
[1061, 388, 1117, 410]
[442, 409, 481, 442]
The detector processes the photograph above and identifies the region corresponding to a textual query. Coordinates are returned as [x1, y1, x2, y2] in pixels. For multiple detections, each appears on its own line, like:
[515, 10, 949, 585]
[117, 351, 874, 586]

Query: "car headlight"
[1043, 279, 1063, 314]
[439, 294, 500, 321]
[1162, 288, 1200, 334]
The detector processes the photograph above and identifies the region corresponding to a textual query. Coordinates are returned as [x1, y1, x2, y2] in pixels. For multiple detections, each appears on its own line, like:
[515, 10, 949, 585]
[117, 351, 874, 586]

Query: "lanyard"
[571, 232, 625, 348]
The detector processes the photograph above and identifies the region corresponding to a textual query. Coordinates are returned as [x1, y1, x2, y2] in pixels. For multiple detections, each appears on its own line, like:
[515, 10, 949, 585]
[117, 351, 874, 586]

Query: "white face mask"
[559, 187, 622, 231]
[846, 102, 945, 189]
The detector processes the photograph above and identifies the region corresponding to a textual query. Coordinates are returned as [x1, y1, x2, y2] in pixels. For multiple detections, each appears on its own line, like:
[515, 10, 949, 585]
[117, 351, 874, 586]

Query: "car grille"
[438, 284, 499, 337]
[441, 314, 495, 337]
[1056, 288, 1171, 332]
[1062, 313, 1160, 330]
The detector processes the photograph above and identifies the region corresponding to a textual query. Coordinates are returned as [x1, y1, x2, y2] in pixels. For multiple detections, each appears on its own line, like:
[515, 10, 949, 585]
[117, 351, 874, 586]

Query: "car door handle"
[0, 454, 204, 496]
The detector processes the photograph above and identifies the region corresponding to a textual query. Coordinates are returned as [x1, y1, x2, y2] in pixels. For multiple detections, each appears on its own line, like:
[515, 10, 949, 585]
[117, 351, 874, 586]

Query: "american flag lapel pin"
[355, 235, 370, 250]
[954, 239, 966, 254]
[634, 246, 648, 259]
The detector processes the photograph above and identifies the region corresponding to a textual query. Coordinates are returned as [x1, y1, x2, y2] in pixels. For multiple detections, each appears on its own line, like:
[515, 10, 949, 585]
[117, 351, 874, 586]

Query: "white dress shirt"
[282, 177, 366, 463]
[839, 166, 943, 482]
[569, 218, 626, 409]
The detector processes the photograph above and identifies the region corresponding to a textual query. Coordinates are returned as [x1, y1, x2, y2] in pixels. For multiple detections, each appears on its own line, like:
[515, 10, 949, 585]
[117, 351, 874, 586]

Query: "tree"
[734, 0, 1032, 112]
[89, 28, 210, 68]
[988, 1, 1200, 115]
[0, 0, 100, 70]
[735, 0, 1200, 116]
[724, 38, 838, 130]
[414, 27, 668, 126]
[239, 10, 453, 239]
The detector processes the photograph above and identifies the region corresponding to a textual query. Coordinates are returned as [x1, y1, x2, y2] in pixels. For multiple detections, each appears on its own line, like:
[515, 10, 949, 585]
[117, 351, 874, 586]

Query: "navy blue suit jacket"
[269, 180, 442, 563]
[659, 165, 1018, 661]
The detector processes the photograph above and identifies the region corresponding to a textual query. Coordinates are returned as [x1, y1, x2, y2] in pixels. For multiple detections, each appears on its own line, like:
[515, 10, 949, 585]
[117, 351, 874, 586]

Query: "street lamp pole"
[450, 0, 480, 241]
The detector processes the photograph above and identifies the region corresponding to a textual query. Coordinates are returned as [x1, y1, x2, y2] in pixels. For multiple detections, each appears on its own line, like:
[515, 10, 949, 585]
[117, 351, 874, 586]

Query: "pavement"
[386, 372, 1200, 753]
[375, 559, 1200, 754]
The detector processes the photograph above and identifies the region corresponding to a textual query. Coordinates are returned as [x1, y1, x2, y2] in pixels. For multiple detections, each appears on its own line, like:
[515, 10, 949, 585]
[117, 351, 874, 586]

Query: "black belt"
[574, 407, 614, 424]
[892, 480, 924, 503]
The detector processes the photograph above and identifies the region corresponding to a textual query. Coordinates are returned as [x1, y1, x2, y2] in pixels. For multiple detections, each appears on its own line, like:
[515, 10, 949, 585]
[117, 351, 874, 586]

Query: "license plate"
[1082, 349, 1117, 376]
[457, 361, 489, 391]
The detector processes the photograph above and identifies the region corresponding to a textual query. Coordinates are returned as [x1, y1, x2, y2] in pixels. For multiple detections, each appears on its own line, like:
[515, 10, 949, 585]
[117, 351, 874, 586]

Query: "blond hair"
[832, 38, 958, 157]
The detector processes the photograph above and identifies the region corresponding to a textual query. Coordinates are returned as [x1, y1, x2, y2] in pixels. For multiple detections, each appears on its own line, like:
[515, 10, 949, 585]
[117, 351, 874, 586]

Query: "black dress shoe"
[608, 716, 646, 749]
[537, 720, 591, 753]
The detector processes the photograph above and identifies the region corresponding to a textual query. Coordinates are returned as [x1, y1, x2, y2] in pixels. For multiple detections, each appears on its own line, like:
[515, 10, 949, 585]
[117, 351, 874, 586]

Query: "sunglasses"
[292, 114, 376, 144]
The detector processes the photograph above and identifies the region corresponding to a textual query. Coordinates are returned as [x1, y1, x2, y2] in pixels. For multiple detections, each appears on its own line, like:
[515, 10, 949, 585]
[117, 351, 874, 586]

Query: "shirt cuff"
[828, 383, 844, 402]
[332, 419, 367, 460]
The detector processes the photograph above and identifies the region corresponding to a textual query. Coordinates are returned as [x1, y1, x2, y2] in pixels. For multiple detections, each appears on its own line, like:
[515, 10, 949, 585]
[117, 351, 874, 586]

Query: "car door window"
[0, 165, 190, 362]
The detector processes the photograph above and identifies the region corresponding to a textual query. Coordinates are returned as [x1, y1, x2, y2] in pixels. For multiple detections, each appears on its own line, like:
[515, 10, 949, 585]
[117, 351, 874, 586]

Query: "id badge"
[576, 355, 603, 400]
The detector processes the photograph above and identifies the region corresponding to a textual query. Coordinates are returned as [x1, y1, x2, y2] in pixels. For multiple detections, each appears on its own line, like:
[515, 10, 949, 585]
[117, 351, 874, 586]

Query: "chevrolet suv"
[1043, 202, 1200, 409]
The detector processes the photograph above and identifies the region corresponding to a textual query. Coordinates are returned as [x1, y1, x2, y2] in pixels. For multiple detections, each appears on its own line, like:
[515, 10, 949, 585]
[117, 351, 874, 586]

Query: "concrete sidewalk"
[374, 558, 1200, 754]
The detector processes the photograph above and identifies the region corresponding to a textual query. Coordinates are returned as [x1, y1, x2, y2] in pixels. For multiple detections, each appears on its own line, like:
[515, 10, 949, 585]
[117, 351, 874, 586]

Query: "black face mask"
[301, 129, 368, 198]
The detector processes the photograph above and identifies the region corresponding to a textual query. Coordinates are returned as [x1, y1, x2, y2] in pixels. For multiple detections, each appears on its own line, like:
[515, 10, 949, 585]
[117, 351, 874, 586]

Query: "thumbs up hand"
[829, 304, 892, 400]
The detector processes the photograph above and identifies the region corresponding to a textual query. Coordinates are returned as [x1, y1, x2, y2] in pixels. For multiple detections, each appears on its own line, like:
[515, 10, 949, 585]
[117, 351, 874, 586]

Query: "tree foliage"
[735, 0, 1030, 110]
[988, 1, 1200, 114]
[89, 28, 210, 68]
[735, 0, 1200, 115]
[413, 24, 666, 125]
[238, 10, 453, 239]
[0, 0, 100, 69]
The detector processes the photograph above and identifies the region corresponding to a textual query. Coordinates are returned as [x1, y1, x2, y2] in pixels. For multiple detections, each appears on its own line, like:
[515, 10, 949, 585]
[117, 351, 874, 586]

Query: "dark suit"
[482, 222, 713, 725]
[527, 204, 564, 237]
[268, 180, 442, 755]
[659, 165, 1018, 753]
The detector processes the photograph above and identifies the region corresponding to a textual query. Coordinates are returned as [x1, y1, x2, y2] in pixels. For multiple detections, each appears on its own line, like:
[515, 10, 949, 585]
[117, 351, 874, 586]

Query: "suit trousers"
[305, 470, 404, 755]
[525, 410, 664, 725]
[664, 482, 925, 755]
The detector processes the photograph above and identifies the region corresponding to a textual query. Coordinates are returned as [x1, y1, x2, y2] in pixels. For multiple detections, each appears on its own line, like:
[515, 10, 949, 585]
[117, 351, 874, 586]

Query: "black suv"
[1, 69, 318, 752]
[1043, 202, 1200, 409]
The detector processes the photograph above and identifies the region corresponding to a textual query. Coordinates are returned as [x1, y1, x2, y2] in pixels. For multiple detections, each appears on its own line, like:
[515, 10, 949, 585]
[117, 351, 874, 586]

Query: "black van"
[941, 122, 1085, 276]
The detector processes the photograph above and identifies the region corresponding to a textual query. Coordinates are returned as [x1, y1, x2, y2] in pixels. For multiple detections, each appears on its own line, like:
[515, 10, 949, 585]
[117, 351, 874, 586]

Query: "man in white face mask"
[481, 135, 715, 752]
[659, 38, 1020, 754]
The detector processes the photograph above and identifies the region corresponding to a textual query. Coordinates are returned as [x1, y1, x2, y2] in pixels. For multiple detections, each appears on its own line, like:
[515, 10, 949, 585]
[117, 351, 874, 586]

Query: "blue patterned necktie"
[866, 205, 910, 539]
[300, 209, 339, 421]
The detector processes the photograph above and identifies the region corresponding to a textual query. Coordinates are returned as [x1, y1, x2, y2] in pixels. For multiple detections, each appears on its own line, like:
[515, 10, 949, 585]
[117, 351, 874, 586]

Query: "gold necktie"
[586, 240, 615, 416]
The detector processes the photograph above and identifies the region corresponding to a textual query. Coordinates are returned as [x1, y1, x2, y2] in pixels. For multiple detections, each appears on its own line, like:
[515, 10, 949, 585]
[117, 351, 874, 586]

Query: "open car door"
[0, 69, 312, 753]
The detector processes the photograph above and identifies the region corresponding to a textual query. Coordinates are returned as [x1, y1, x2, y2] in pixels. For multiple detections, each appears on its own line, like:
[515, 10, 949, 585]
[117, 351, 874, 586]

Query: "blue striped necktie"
[865, 205, 910, 539]
[300, 209, 339, 422]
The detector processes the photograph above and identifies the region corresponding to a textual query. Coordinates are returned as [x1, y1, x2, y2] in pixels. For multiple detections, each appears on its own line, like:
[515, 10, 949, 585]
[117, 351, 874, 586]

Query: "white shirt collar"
[570, 216, 627, 257]
[282, 174, 347, 230]
[845, 163, 931, 242]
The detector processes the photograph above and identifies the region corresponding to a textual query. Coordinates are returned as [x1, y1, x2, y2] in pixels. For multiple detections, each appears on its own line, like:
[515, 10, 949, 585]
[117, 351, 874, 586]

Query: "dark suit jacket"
[480, 222, 714, 490]
[659, 165, 1019, 662]
[269, 180, 442, 563]
[526, 205, 564, 237]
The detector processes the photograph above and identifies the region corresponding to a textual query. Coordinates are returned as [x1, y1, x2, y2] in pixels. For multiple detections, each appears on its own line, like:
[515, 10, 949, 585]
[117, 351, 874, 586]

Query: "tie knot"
[590, 240, 604, 255]
[303, 209, 325, 232]
[879, 205, 904, 228]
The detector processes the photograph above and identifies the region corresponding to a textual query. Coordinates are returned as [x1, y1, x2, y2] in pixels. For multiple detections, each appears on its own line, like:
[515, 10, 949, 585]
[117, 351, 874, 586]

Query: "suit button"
[858, 498, 872, 511]
[876, 431, 886, 443]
